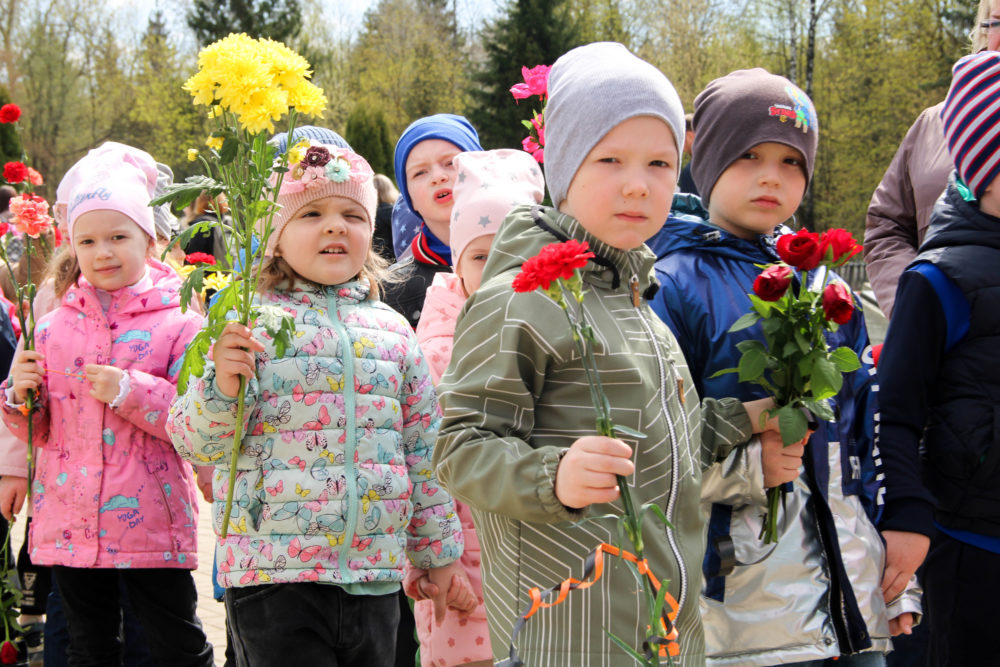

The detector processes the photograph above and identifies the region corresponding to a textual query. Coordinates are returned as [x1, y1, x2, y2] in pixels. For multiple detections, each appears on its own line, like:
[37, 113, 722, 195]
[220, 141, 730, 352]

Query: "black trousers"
[923, 533, 1000, 666]
[225, 582, 399, 667]
[52, 566, 213, 667]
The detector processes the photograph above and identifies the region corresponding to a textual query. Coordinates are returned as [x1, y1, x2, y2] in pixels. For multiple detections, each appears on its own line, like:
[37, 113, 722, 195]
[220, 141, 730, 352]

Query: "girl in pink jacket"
[2, 152, 213, 666]
[408, 149, 543, 667]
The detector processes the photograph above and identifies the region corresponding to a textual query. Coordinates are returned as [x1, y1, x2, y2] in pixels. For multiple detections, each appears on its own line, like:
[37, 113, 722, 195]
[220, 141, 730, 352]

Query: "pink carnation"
[510, 64, 551, 101]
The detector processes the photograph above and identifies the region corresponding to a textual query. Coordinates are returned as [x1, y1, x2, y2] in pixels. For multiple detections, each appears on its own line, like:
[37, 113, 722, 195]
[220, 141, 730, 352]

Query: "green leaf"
[604, 630, 647, 663]
[613, 424, 646, 440]
[179, 265, 206, 312]
[160, 219, 219, 263]
[255, 304, 296, 358]
[810, 356, 842, 400]
[151, 175, 225, 209]
[781, 341, 800, 358]
[728, 312, 761, 333]
[219, 136, 240, 164]
[709, 366, 738, 379]
[748, 294, 775, 317]
[177, 330, 212, 395]
[735, 339, 766, 355]
[761, 317, 783, 336]
[830, 346, 861, 373]
[804, 398, 836, 422]
[640, 502, 674, 530]
[521, 119, 534, 131]
[793, 328, 811, 354]
[777, 404, 808, 446]
[737, 347, 767, 382]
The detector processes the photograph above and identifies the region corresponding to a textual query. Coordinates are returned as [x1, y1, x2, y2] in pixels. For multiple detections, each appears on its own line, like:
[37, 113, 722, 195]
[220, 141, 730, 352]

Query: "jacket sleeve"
[0, 338, 49, 446]
[434, 285, 586, 525]
[700, 436, 766, 508]
[399, 337, 463, 570]
[114, 317, 203, 441]
[166, 361, 259, 466]
[0, 420, 27, 478]
[864, 108, 930, 318]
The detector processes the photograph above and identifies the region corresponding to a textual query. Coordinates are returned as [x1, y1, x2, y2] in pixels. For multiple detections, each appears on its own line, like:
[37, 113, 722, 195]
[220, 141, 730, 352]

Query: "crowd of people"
[0, 3, 993, 666]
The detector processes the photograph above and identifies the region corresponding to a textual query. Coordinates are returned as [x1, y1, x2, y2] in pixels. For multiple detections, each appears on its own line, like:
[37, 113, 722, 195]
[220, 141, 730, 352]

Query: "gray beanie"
[692, 68, 818, 206]
[544, 42, 685, 208]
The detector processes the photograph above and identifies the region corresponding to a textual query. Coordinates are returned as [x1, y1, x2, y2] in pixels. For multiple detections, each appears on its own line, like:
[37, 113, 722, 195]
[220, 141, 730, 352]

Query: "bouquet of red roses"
[714, 228, 863, 543]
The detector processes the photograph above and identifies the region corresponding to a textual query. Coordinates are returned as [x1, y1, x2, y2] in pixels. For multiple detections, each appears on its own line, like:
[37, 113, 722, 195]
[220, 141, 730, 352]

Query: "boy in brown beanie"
[648, 69, 917, 666]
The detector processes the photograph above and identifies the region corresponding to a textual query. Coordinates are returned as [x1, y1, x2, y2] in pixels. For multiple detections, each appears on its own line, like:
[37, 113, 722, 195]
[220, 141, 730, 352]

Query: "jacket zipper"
[629, 273, 689, 615]
[328, 293, 360, 581]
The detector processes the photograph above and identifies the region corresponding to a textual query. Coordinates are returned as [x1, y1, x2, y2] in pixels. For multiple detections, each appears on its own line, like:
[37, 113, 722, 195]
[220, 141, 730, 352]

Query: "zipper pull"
[669, 359, 685, 404]
[629, 274, 641, 307]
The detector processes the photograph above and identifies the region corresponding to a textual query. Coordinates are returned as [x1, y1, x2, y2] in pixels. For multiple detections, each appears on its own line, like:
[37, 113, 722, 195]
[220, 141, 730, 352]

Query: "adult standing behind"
[864, 0, 998, 317]
[372, 174, 398, 264]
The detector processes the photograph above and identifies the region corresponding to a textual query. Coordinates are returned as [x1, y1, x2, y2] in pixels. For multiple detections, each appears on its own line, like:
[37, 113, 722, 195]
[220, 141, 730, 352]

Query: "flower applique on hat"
[281, 143, 374, 193]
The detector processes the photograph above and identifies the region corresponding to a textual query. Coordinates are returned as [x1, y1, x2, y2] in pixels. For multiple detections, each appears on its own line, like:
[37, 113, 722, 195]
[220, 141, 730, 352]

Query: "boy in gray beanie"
[649, 69, 913, 666]
[434, 42, 774, 665]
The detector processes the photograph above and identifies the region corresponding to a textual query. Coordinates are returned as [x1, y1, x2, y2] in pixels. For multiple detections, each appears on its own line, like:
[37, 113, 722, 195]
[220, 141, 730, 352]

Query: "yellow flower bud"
[187, 148, 199, 162]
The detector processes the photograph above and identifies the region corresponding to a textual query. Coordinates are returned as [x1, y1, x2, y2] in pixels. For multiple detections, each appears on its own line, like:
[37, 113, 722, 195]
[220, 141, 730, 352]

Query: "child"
[407, 149, 544, 667]
[648, 69, 915, 665]
[166, 142, 474, 665]
[383, 114, 483, 328]
[878, 51, 1000, 665]
[433, 42, 784, 665]
[2, 150, 212, 666]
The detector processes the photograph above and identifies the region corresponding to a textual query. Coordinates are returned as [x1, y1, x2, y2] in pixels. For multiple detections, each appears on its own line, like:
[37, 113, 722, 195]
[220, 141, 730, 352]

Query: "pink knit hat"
[449, 149, 545, 268]
[67, 146, 159, 242]
[266, 143, 377, 255]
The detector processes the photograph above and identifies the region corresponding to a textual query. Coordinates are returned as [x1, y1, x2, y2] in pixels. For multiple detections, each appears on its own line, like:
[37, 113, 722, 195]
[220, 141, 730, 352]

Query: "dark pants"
[52, 566, 213, 667]
[225, 583, 399, 667]
[923, 533, 1000, 666]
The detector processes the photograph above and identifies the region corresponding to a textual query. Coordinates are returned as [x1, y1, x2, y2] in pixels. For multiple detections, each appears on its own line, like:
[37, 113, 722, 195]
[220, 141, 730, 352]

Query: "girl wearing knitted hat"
[167, 143, 475, 665]
[406, 149, 544, 667]
[433, 43, 781, 665]
[2, 150, 213, 665]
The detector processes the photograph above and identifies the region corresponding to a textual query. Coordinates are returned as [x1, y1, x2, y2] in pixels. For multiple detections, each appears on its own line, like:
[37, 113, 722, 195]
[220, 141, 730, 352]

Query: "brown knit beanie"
[692, 69, 818, 206]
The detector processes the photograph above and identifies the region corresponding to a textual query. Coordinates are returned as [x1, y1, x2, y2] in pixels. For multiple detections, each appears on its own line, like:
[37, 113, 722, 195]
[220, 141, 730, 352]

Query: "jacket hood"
[920, 182, 1000, 254]
[647, 193, 781, 265]
[482, 204, 659, 294]
[65, 258, 184, 316]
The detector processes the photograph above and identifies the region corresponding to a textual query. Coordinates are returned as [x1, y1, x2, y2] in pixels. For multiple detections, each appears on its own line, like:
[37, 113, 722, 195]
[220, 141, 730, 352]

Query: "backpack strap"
[908, 262, 970, 353]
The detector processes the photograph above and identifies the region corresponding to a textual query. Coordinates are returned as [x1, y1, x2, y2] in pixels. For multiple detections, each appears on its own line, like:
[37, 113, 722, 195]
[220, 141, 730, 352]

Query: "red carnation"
[185, 252, 217, 266]
[0, 103, 20, 124]
[753, 264, 793, 301]
[512, 239, 594, 292]
[821, 281, 854, 325]
[819, 228, 861, 266]
[0, 639, 16, 664]
[3, 161, 27, 184]
[776, 229, 822, 271]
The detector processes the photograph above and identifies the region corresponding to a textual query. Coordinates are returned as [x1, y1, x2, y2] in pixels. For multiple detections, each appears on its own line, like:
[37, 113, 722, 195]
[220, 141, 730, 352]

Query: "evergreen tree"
[344, 106, 394, 178]
[466, 0, 582, 150]
[186, 0, 303, 46]
[0, 87, 21, 165]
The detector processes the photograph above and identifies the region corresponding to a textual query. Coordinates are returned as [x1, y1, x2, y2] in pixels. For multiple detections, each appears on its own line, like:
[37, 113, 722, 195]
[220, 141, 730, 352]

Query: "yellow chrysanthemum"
[205, 136, 224, 151]
[203, 272, 232, 293]
[287, 81, 327, 117]
[175, 264, 195, 280]
[187, 149, 199, 162]
[236, 88, 288, 135]
[208, 105, 223, 119]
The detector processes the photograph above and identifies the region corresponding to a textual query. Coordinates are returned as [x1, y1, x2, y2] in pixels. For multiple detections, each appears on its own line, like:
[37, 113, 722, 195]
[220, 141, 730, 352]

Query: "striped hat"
[941, 52, 1000, 199]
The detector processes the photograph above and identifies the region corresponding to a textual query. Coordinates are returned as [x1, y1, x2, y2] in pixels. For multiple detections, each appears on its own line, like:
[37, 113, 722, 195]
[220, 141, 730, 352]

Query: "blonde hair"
[372, 174, 399, 206]
[972, 0, 998, 52]
[255, 246, 393, 299]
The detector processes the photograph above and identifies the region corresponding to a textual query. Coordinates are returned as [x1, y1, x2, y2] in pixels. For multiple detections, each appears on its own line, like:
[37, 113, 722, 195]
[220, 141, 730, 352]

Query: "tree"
[466, 0, 581, 150]
[344, 106, 394, 177]
[186, 0, 302, 46]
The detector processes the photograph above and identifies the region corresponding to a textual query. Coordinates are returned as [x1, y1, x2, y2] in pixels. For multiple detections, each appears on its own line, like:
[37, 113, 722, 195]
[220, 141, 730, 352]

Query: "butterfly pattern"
[166, 281, 463, 590]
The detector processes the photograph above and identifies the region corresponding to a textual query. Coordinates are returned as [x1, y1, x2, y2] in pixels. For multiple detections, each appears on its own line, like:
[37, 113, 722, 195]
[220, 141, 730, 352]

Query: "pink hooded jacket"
[2, 259, 203, 569]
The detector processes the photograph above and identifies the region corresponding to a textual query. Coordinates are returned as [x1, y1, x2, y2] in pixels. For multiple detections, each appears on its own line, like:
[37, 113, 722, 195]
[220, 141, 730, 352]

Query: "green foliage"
[0, 88, 20, 164]
[344, 106, 394, 177]
[466, 0, 582, 149]
[186, 0, 303, 46]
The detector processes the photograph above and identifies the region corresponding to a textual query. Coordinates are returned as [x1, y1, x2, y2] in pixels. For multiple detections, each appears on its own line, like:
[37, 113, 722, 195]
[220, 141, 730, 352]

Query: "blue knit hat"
[941, 52, 1000, 199]
[393, 114, 483, 220]
[269, 126, 352, 156]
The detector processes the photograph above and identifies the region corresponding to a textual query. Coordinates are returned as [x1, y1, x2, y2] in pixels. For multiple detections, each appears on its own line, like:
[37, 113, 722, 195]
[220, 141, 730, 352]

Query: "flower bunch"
[9, 194, 53, 239]
[183, 33, 326, 135]
[279, 142, 374, 193]
[717, 227, 863, 543]
[157, 35, 325, 538]
[512, 240, 678, 665]
[510, 65, 549, 163]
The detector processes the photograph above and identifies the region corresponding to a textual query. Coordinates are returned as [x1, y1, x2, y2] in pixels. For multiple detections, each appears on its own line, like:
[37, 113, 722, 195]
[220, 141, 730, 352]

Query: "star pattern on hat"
[478, 215, 491, 228]
[458, 171, 467, 184]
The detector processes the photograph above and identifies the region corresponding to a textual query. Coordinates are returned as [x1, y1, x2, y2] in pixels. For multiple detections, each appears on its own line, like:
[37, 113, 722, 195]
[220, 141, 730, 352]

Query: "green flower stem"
[220, 376, 247, 538]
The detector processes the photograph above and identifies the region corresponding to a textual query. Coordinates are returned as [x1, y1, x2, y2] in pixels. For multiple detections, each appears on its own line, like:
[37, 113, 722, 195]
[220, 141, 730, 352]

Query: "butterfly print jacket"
[167, 281, 463, 589]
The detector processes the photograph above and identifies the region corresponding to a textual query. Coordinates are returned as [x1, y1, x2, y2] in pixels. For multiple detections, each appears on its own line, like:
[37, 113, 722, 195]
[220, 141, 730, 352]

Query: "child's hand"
[0, 476, 27, 521]
[213, 322, 265, 398]
[889, 612, 916, 637]
[425, 562, 477, 625]
[555, 436, 634, 509]
[84, 364, 124, 404]
[10, 349, 44, 403]
[761, 429, 806, 488]
[195, 466, 214, 503]
[742, 397, 777, 432]
[881, 530, 930, 603]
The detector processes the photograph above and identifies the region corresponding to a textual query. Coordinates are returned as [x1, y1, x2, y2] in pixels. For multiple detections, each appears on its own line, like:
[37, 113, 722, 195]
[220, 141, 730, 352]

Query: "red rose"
[0, 103, 20, 124]
[0, 639, 16, 664]
[512, 239, 594, 292]
[822, 281, 854, 325]
[819, 228, 861, 266]
[753, 264, 793, 301]
[185, 252, 217, 265]
[776, 229, 822, 271]
[3, 161, 27, 184]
